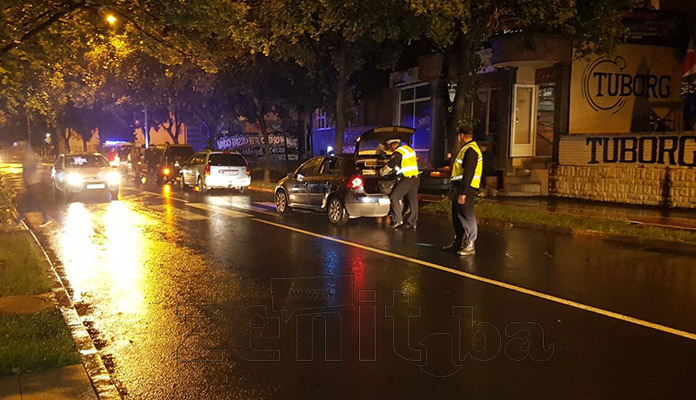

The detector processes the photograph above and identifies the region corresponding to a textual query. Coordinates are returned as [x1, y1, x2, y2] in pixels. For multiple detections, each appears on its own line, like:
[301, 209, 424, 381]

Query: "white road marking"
[121, 186, 189, 203]
[186, 203, 253, 218]
[251, 217, 696, 342]
[148, 205, 209, 220]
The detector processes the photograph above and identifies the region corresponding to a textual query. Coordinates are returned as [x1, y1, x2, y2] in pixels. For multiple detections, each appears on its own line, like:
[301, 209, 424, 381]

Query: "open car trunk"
[353, 126, 415, 195]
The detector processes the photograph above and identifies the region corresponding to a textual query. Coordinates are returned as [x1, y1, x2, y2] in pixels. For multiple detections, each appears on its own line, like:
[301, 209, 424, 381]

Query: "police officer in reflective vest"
[381, 138, 420, 229]
[443, 126, 483, 255]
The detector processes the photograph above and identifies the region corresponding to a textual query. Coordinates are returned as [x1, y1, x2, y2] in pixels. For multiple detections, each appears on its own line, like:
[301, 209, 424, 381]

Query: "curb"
[478, 216, 696, 256]
[21, 221, 122, 400]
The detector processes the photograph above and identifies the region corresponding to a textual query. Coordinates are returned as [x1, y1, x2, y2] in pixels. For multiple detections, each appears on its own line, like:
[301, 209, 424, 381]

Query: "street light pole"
[26, 113, 31, 146]
[143, 106, 149, 148]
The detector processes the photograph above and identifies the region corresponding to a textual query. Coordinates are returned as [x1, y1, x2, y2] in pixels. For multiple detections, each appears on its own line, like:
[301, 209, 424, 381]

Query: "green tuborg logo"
[582, 56, 672, 114]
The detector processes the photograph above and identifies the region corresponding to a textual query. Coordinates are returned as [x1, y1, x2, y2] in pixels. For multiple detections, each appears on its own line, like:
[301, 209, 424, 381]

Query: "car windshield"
[209, 153, 246, 166]
[65, 155, 108, 168]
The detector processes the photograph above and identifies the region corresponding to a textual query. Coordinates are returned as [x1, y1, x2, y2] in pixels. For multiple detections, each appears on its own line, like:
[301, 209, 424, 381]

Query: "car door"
[53, 156, 65, 191]
[182, 154, 198, 185]
[288, 157, 322, 206]
[311, 157, 342, 207]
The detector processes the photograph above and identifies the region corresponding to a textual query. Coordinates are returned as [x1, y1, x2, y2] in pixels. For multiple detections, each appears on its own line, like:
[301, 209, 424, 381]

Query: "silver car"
[179, 150, 251, 193]
[51, 153, 120, 201]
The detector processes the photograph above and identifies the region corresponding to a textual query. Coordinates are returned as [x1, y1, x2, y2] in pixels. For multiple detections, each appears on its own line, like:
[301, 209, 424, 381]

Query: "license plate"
[378, 198, 390, 205]
[86, 183, 105, 189]
[222, 170, 238, 175]
[362, 169, 377, 176]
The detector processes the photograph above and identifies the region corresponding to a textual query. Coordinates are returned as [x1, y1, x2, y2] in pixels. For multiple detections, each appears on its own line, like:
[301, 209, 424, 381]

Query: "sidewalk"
[0, 365, 97, 400]
[485, 196, 696, 231]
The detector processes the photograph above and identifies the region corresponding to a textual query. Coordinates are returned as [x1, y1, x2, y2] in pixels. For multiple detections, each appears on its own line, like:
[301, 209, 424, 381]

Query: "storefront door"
[510, 84, 537, 157]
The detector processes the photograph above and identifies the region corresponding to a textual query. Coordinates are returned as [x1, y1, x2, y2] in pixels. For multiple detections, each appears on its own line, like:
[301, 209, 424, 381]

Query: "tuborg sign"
[569, 44, 682, 134]
[559, 134, 696, 167]
[581, 56, 672, 114]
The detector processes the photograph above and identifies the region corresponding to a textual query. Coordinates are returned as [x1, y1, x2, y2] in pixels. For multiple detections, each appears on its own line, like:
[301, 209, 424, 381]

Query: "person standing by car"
[380, 138, 420, 229]
[18, 141, 50, 226]
[443, 125, 483, 256]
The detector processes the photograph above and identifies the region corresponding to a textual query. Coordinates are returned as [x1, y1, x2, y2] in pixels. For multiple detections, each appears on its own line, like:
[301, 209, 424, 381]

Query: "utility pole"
[143, 106, 149, 148]
[26, 113, 31, 146]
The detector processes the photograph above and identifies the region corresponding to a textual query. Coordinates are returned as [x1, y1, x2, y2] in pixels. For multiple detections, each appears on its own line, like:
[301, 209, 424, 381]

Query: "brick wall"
[550, 165, 696, 208]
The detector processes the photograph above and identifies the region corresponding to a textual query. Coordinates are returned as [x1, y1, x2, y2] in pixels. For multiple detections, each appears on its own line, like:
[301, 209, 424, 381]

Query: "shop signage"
[216, 133, 299, 161]
[559, 134, 696, 167]
[569, 44, 682, 134]
[582, 56, 672, 114]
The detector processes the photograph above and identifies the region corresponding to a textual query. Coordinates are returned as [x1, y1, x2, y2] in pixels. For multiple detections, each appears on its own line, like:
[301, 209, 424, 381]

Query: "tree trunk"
[53, 126, 65, 155]
[255, 99, 272, 184]
[333, 40, 349, 154]
[447, 36, 475, 155]
[64, 128, 70, 153]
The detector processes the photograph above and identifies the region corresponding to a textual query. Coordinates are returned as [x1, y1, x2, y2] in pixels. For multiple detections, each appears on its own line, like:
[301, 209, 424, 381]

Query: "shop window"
[536, 83, 555, 157]
[398, 83, 432, 152]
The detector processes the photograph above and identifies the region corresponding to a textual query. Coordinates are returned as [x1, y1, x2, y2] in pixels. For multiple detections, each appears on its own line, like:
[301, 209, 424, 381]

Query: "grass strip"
[0, 310, 81, 376]
[0, 232, 51, 296]
[422, 198, 696, 244]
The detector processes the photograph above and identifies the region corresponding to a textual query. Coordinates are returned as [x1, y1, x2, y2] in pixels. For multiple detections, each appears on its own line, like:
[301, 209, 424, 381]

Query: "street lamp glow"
[106, 14, 116, 25]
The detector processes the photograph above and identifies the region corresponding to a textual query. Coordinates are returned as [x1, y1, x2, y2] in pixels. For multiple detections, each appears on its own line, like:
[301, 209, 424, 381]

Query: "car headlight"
[66, 173, 84, 186]
[107, 171, 120, 185]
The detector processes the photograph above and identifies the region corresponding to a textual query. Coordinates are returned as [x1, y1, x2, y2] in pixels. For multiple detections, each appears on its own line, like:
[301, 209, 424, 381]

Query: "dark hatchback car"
[274, 126, 414, 225]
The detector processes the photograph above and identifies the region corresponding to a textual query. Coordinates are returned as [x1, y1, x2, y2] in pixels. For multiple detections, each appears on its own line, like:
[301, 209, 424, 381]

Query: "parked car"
[179, 150, 251, 193]
[274, 126, 415, 225]
[51, 153, 120, 201]
[142, 144, 195, 185]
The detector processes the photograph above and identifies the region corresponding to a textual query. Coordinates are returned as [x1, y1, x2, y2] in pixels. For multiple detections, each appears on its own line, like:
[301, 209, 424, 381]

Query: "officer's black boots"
[457, 240, 475, 256]
[442, 237, 462, 252]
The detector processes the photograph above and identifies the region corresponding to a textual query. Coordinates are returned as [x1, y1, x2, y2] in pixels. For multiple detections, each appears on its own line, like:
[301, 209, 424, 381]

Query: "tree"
[216, 54, 319, 183]
[255, 0, 416, 153]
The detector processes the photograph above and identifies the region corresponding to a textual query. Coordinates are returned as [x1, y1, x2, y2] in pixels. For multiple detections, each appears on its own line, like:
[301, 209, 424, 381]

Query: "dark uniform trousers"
[451, 184, 477, 242]
[390, 176, 420, 226]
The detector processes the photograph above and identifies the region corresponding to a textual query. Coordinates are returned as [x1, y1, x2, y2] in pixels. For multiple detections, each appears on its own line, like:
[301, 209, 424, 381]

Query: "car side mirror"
[296, 173, 304, 181]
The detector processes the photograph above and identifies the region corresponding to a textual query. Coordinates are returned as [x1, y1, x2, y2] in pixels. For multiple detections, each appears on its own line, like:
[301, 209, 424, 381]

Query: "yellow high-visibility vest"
[451, 141, 483, 188]
[394, 145, 420, 177]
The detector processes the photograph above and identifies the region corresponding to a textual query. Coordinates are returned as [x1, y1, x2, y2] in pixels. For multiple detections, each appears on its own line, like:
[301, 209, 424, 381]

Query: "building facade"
[309, 3, 696, 208]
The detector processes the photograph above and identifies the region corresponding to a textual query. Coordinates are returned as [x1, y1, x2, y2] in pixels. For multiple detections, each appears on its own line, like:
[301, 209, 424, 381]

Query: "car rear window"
[208, 153, 247, 166]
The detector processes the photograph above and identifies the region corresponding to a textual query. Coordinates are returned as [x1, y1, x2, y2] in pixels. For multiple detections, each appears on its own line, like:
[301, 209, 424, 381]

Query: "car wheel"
[197, 177, 208, 194]
[327, 196, 349, 225]
[178, 174, 188, 192]
[275, 189, 289, 214]
[238, 186, 247, 194]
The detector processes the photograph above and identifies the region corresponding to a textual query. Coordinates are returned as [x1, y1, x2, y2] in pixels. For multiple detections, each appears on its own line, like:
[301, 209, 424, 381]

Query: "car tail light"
[347, 176, 363, 188]
[205, 164, 211, 175]
[246, 166, 251, 175]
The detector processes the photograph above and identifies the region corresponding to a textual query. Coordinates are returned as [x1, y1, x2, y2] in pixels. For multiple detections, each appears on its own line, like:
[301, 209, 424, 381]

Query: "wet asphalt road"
[4, 162, 696, 399]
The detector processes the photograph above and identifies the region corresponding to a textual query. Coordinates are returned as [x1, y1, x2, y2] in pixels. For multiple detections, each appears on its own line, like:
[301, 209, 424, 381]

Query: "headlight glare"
[107, 171, 120, 185]
[66, 173, 83, 186]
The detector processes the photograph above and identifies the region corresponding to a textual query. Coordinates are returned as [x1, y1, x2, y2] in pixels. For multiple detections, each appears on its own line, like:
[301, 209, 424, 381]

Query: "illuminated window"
[315, 109, 331, 130]
[398, 83, 432, 151]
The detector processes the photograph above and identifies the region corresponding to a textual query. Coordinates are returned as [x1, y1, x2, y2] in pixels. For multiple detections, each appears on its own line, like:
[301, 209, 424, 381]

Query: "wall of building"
[552, 133, 696, 208]
[551, 164, 696, 208]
